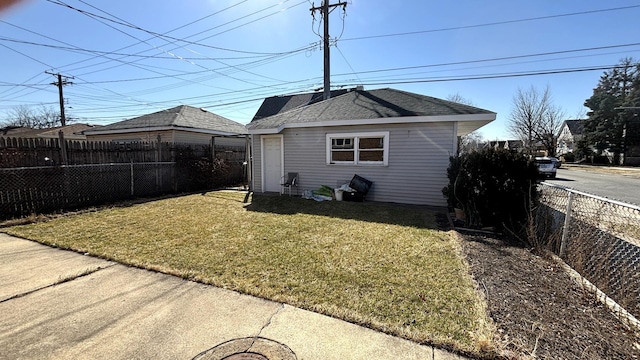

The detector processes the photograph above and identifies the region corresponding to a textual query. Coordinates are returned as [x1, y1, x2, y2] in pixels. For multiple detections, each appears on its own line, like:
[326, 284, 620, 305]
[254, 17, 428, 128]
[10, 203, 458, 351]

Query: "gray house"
[247, 88, 496, 206]
[84, 105, 247, 146]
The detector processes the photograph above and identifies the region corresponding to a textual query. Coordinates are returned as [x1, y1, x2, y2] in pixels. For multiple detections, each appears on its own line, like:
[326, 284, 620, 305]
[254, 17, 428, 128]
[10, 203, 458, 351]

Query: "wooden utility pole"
[45, 71, 73, 126]
[310, 1, 347, 100]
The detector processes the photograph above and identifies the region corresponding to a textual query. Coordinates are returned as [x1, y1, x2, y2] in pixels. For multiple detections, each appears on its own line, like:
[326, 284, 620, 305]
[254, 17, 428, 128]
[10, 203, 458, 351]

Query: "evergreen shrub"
[443, 147, 539, 238]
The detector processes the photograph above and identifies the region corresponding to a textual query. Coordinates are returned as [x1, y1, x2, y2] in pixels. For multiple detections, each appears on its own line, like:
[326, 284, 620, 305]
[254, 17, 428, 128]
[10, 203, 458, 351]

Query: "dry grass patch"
[3, 191, 494, 356]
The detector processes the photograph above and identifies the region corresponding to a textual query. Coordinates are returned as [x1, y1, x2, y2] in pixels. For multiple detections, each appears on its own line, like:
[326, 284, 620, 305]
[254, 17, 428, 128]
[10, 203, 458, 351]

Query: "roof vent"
[200, 108, 207, 112]
[355, 85, 364, 91]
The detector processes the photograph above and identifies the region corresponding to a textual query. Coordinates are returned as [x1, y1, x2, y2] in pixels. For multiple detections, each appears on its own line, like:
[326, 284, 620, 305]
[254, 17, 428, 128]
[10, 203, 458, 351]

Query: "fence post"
[560, 191, 574, 257]
[130, 160, 134, 196]
[155, 136, 161, 191]
[210, 136, 216, 160]
[156, 135, 161, 162]
[58, 131, 68, 165]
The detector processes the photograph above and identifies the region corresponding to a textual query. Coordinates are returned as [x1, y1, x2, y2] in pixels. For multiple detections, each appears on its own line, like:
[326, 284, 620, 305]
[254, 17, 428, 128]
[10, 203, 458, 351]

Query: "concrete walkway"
[0, 234, 466, 360]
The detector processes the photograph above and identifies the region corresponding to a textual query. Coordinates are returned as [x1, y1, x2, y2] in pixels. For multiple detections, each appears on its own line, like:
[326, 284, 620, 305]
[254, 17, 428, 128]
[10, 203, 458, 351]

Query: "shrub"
[592, 155, 611, 165]
[174, 146, 231, 191]
[442, 148, 539, 239]
[561, 152, 575, 163]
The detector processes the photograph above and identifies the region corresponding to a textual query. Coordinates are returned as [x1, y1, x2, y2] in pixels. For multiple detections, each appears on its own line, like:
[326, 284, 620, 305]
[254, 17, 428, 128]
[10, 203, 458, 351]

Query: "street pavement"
[547, 165, 640, 206]
[0, 233, 466, 360]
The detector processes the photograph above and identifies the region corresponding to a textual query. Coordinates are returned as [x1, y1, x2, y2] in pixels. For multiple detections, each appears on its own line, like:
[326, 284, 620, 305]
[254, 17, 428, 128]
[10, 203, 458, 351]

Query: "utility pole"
[45, 71, 73, 126]
[310, 1, 347, 100]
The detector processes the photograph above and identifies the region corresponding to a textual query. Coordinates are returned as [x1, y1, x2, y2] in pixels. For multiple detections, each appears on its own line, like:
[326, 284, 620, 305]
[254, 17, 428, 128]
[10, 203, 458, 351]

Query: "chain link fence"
[0, 162, 185, 219]
[536, 182, 640, 322]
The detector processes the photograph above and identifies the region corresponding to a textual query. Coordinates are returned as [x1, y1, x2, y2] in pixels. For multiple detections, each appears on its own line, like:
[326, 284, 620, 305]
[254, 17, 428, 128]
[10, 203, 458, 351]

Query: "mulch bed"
[459, 233, 640, 359]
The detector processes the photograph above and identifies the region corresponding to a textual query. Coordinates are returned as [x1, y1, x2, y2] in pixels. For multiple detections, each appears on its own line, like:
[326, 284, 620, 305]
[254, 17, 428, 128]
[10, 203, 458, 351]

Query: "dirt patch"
[459, 233, 640, 359]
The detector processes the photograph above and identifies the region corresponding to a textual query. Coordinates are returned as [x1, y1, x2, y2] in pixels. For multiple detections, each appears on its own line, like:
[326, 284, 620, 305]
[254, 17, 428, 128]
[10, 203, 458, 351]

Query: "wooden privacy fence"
[0, 136, 174, 167]
[0, 135, 248, 219]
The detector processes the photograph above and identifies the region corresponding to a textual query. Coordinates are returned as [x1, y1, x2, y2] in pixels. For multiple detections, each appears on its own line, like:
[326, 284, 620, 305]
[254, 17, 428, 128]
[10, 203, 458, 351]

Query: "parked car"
[535, 157, 557, 179]
[549, 156, 562, 168]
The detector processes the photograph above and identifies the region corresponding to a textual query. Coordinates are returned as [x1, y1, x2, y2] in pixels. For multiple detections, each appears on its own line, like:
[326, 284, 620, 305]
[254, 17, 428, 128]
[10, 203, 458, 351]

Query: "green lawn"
[2, 191, 494, 356]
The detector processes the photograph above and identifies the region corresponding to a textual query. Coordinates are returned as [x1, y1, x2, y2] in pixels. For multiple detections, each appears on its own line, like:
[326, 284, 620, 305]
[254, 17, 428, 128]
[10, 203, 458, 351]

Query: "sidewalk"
[0, 234, 466, 360]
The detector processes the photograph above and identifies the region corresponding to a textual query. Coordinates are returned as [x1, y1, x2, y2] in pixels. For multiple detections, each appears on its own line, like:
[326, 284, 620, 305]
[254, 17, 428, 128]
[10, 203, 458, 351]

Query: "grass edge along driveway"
[2, 191, 495, 357]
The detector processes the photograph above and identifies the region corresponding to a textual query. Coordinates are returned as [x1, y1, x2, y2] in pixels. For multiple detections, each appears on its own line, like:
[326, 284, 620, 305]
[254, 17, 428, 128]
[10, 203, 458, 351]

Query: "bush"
[442, 148, 539, 238]
[174, 146, 231, 191]
[592, 155, 611, 165]
[561, 152, 575, 163]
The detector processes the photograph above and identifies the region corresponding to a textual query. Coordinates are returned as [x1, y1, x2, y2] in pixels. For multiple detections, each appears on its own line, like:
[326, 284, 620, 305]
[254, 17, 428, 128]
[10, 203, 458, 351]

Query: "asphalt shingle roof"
[565, 119, 585, 135]
[251, 89, 350, 121]
[1, 123, 99, 139]
[91, 105, 247, 134]
[248, 88, 495, 130]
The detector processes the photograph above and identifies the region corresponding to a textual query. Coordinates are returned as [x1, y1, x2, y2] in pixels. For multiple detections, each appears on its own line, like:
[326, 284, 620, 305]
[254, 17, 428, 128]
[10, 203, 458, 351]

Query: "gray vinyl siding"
[251, 135, 263, 192]
[254, 122, 455, 206]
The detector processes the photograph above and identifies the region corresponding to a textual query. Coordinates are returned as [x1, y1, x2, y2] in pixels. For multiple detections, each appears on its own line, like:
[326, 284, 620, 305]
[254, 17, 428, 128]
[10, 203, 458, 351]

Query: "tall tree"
[507, 85, 564, 156]
[584, 57, 640, 164]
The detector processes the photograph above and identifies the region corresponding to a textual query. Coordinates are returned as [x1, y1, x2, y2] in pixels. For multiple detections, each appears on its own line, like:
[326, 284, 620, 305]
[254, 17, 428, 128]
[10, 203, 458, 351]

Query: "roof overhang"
[247, 113, 496, 135]
[84, 126, 247, 137]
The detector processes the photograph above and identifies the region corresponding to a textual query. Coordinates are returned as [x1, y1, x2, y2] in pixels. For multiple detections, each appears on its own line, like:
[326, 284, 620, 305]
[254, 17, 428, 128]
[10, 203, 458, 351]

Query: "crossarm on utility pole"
[310, 1, 347, 100]
[45, 71, 73, 126]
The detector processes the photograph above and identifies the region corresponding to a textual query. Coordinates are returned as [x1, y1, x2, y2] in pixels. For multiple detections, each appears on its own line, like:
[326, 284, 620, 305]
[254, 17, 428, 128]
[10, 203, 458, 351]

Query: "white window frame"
[326, 131, 389, 166]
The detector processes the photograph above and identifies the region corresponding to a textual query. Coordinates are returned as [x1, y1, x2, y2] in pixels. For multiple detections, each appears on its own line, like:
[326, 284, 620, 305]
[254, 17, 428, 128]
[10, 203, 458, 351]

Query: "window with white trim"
[326, 132, 389, 165]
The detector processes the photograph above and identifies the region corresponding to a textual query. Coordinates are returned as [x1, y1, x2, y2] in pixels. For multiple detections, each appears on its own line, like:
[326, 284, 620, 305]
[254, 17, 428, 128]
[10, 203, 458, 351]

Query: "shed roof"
[247, 88, 495, 133]
[85, 105, 247, 135]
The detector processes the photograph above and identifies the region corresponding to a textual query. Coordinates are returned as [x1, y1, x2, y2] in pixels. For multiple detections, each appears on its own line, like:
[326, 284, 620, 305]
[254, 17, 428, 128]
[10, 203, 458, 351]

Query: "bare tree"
[508, 85, 564, 156]
[1, 104, 66, 129]
[537, 103, 565, 157]
[447, 92, 475, 106]
[458, 130, 484, 154]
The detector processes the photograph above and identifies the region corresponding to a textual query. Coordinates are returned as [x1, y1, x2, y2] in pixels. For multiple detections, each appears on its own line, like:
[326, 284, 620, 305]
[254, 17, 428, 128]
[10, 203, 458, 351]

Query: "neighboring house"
[83, 105, 247, 147]
[1, 123, 98, 140]
[247, 88, 496, 206]
[487, 140, 507, 150]
[506, 139, 525, 153]
[557, 119, 585, 155]
[487, 139, 524, 152]
[488, 138, 553, 156]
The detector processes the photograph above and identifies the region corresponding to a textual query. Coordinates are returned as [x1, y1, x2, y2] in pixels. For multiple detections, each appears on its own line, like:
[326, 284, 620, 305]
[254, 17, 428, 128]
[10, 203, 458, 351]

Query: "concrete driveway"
[0, 234, 465, 360]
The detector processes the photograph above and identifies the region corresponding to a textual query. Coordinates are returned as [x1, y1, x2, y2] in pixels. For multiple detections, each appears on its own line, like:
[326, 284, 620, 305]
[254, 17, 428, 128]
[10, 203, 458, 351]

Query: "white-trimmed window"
[326, 132, 389, 165]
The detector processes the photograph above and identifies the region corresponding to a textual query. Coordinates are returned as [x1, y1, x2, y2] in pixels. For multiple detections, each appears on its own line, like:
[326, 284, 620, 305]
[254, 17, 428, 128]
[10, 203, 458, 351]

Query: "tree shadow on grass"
[239, 192, 444, 230]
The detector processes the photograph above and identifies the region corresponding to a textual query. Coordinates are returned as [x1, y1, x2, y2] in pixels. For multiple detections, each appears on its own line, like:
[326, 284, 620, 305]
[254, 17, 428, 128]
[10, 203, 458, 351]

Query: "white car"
[535, 157, 557, 179]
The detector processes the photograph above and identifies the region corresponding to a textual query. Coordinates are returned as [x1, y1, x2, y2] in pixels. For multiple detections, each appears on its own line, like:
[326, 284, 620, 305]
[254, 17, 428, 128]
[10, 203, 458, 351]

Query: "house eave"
[247, 113, 496, 134]
[84, 126, 246, 137]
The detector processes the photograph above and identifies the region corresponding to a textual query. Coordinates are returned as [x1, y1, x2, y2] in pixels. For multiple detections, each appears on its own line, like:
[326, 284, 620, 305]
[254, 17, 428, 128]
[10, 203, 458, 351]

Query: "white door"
[262, 136, 282, 192]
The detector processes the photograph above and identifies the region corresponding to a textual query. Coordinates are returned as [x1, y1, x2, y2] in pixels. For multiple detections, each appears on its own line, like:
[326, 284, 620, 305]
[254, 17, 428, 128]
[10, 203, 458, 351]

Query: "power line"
[331, 42, 640, 77]
[45, 0, 305, 56]
[0, 36, 284, 61]
[51, 0, 252, 73]
[341, 5, 640, 42]
[337, 64, 625, 87]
